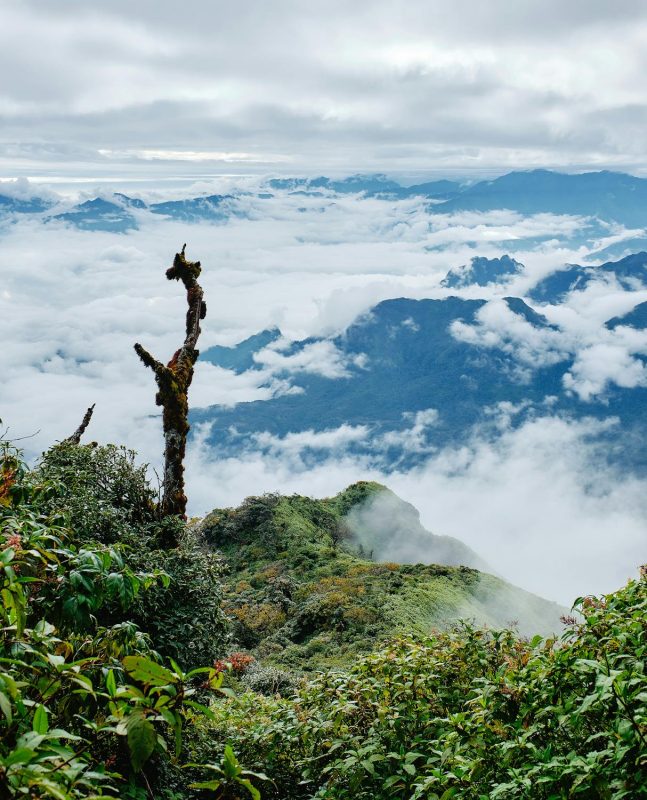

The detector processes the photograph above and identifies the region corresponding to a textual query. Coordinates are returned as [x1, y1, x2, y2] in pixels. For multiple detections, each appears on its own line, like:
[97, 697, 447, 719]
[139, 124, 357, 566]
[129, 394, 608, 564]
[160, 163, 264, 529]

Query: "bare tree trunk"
[134, 245, 206, 518]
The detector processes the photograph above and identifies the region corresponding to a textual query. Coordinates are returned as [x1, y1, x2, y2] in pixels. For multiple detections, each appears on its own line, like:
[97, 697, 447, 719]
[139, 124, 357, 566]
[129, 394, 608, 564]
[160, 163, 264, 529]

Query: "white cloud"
[252, 424, 370, 466]
[450, 298, 570, 373]
[564, 341, 647, 400]
[449, 286, 647, 398]
[253, 340, 362, 379]
[1, 189, 645, 608]
[4, 2, 647, 174]
[377, 409, 439, 454]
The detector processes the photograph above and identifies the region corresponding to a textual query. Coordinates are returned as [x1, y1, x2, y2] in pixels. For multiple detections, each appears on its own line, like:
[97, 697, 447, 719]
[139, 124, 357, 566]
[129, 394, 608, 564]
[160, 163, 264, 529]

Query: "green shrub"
[129, 530, 229, 670]
[33, 442, 229, 670]
[0, 442, 228, 799]
[241, 662, 300, 697]
[35, 442, 168, 546]
[202, 576, 647, 799]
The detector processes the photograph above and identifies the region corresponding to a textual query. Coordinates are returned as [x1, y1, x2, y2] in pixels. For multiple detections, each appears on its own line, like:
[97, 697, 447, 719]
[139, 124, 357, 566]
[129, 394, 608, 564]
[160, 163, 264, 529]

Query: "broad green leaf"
[0, 691, 12, 723]
[238, 777, 261, 800]
[126, 711, 157, 773]
[191, 779, 224, 791]
[32, 703, 49, 734]
[222, 745, 241, 779]
[3, 747, 36, 766]
[106, 669, 117, 698]
[123, 656, 175, 687]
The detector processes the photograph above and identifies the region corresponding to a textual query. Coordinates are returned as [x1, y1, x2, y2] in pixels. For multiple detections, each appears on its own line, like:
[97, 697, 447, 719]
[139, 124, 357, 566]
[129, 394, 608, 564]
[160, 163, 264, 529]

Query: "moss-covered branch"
[63, 403, 95, 445]
[134, 245, 205, 520]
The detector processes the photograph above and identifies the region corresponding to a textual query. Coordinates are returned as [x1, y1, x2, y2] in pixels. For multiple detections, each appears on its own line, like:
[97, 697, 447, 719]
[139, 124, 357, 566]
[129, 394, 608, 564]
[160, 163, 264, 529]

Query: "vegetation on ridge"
[198, 484, 564, 672]
[193, 574, 647, 798]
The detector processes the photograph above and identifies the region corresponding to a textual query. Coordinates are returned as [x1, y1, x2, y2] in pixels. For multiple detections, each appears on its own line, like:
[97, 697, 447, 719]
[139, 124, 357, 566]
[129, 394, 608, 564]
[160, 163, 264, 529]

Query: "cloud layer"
[4, 1, 647, 175]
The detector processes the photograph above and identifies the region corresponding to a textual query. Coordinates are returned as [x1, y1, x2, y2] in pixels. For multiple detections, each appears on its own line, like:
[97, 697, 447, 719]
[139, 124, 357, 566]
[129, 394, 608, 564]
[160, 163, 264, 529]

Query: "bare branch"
[63, 404, 95, 445]
[134, 343, 165, 375]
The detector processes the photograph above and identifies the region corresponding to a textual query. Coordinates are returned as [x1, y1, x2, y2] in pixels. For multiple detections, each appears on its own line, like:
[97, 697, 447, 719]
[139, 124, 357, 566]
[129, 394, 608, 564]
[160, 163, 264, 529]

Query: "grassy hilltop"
[198, 481, 565, 671]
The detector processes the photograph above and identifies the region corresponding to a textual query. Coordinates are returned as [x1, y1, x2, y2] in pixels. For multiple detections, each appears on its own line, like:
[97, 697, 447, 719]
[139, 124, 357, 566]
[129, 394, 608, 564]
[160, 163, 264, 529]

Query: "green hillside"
[198, 482, 565, 671]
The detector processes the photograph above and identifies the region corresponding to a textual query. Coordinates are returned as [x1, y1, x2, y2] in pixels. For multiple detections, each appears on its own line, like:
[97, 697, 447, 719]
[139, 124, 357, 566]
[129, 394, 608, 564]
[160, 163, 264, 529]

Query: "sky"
[4, 0, 647, 178]
[1, 1, 647, 607]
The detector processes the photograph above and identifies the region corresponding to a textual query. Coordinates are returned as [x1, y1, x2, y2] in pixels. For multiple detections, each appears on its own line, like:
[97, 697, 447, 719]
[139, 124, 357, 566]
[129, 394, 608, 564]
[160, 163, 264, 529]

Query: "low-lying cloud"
[451, 287, 647, 400]
[1, 185, 645, 608]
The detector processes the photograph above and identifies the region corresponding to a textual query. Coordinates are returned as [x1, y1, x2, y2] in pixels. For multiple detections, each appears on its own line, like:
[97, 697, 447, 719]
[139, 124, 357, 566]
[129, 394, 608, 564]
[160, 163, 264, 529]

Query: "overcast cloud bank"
[5, 1, 647, 176]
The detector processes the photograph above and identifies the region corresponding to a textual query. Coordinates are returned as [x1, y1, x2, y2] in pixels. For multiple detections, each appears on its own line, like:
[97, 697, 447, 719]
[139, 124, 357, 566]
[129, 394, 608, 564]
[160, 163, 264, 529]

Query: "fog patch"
[343, 488, 491, 571]
[449, 572, 566, 638]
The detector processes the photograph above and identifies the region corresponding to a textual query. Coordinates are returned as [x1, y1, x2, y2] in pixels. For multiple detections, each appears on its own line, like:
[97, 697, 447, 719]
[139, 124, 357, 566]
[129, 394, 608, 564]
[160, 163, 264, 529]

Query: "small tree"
[135, 244, 206, 518]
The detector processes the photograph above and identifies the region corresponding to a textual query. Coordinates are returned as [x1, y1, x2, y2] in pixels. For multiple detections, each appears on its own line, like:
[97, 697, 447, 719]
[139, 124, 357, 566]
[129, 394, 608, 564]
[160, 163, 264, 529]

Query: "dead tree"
[134, 245, 206, 518]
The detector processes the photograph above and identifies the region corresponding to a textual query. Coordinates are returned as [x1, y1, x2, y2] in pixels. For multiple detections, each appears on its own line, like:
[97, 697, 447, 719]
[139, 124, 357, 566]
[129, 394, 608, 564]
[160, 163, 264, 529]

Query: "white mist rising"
[343, 487, 491, 572]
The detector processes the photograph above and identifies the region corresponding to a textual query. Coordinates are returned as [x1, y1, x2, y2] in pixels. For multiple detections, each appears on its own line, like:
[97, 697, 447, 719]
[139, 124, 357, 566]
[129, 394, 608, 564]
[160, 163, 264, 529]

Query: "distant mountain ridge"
[442, 255, 524, 288]
[4, 169, 647, 232]
[529, 252, 647, 303]
[193, 251, 647, 473]
[435, 169, 647, 227]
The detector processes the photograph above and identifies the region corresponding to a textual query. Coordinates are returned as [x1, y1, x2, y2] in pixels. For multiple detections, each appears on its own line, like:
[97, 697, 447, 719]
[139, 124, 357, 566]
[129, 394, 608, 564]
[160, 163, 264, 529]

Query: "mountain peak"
[196, 485, 563, 670]
[442, 255, 524, 288]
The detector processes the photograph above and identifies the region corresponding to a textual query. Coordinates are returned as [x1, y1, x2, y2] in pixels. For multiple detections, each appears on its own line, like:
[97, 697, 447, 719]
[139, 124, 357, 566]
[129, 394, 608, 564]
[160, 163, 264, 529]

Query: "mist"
[342, 488, 491, 572]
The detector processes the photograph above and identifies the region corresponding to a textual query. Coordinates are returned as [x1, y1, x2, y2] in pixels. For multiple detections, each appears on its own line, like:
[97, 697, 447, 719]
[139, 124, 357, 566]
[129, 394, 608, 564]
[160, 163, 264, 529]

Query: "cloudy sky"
[4, 0, 647, 178]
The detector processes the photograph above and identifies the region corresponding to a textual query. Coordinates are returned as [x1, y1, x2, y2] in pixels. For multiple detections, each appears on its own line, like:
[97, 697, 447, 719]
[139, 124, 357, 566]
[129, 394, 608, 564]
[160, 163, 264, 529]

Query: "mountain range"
[4, 169, 647, 234]
[193, 251, 647, 473]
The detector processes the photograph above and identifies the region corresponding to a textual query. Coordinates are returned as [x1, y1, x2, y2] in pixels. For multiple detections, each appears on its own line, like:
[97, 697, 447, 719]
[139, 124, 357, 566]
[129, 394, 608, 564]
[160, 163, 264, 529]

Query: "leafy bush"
[202, 575, 647, 799]
[241, 663, 299, 697]
[0, 442, 229, 798]
[130, 533, 229, 670]
[214, 652, 256, 675]
[202, 494, 280, 553]
[35, 442, 168, 546]
[34, 442, 229, 670]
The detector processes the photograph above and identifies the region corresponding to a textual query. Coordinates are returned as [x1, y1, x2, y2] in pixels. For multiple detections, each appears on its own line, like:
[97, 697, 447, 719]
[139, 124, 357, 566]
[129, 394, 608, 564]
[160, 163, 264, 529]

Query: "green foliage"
[35, 442, 229, 669]
[199, 489, 562, 671]
[131, 534, 229, 670]
[203, 577, 647, 799]
[35, 442, 165, 546]
[189, 744, 271, 800]
[5, 437, 644, 799]
[241, 662, 299, 697]
[0, 442, 230, 798]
